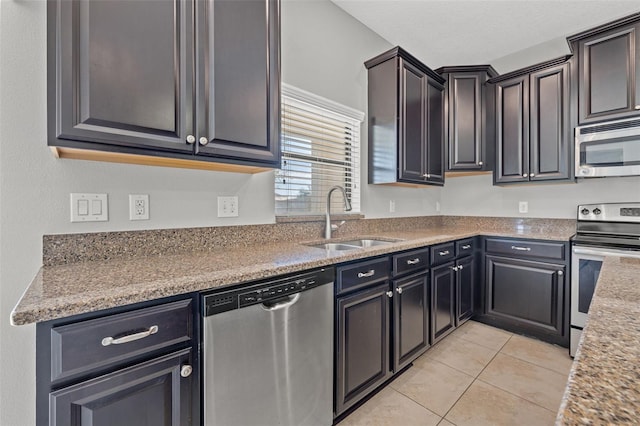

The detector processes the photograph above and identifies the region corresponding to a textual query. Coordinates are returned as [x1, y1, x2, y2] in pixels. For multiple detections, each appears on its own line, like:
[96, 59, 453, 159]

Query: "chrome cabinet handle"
[422, 174, 431, 178]
[635, 105, 640, 110]
[186, 135, 196, 144]
[406, 258, 421, 265]
[199, 136, 209, 146]
[439, 250, 450, 256]
[461, 245, 471, 250]
[358, 269, 375, 278]
[557, 270, 564, 276]
[451, 266, 459, 271]
[101, 325, 158, 346]
[458, 265, 464, 270]
[396, 287, 403, 294]
[386, 291, 393, 298]
[523, 173, 528, 178]
[478, 161, 483, 166]
[511, 245, 531, 252]
[181, 365, 193, 378]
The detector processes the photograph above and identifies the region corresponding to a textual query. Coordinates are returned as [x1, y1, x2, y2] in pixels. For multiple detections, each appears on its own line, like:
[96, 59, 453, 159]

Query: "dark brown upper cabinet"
[567, 13, 640, 124]
[490, 56, 573, 185]
[48, 0, 280, 171]
[365, 47, 446, 187]
[436, 66, 498, 173]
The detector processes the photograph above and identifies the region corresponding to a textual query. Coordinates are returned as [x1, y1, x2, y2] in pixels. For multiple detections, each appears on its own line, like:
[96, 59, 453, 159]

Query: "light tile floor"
[340, 321, 573, 426]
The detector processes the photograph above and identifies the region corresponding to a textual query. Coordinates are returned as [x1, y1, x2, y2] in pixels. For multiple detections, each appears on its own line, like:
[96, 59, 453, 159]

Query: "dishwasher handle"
[261, 293, 301, 311]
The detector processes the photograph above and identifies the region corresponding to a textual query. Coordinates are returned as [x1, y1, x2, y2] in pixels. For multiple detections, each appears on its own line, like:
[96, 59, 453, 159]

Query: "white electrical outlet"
[70, 193, 108, 222]
[218, 196, 239, 217]
[389, 200, 396, 213]
[519, 201, 529, 214]
[129, 194, 150, 220]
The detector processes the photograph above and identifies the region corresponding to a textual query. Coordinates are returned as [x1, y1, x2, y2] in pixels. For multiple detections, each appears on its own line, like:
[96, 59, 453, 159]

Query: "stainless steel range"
[570, 203, 640, 356]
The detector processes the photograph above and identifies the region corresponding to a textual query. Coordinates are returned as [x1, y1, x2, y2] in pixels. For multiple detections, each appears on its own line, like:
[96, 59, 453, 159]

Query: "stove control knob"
[581, 208, 590, 215]
[593, 208, 602, 215]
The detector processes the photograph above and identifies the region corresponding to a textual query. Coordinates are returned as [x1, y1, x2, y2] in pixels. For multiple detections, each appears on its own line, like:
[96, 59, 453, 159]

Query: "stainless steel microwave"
[575, 117, 640, 177]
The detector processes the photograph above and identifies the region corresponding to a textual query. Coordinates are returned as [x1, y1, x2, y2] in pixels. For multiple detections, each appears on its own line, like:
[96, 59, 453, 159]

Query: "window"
[275, 85, 364, 216]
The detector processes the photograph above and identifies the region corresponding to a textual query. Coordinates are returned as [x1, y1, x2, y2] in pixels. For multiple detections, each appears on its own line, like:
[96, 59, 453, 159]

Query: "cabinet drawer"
[337, 257, 390, 295]
[456, 238, 475, 257]
[393, 248, 429, 276]
[430, 242, 456, 266]
[50, 299, 193, 383]
[485, 238, 565, 261]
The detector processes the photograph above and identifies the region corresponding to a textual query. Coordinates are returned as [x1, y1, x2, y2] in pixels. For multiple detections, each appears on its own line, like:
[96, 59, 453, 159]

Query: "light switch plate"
[217, 196, 239, 217]
[70, 193, 108, 222]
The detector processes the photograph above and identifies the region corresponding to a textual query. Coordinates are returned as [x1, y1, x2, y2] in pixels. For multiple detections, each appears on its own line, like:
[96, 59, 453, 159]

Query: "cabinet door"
[393, 272, 429, 372]
[49, 0, 194, 153]
[425, 77, 445, 184]
[399, 60, 426, 182]
[485, 255, 565, 338]
[336, 283, 392, 416]
[495, 76, 529, 183]
[49, 349, 193, 426]
[431, 262, 456, 344]
[578, 23, 640, 123]
[447, 73, 483, 170]
[196, 0, 280, 165]
[530, 63, 571, 181]
[456, 256, 475, 325]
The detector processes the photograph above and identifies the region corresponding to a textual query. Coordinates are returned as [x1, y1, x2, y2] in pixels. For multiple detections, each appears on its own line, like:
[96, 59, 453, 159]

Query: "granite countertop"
[10, 224, 573, 325]
[557, 256, 640, 424]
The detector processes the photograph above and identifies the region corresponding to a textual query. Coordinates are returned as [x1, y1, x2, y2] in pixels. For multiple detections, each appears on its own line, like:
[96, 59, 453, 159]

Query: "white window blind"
[276, 85, 363, 216]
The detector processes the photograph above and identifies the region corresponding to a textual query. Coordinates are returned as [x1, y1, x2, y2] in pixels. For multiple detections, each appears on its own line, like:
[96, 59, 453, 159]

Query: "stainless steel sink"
[309, 243, 361, 251]
[305, 238, 396, 251]
[339, 239, 393, 248]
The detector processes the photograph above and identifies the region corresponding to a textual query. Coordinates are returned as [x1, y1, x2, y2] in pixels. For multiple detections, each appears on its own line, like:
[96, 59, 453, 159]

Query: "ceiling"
[331, 0, 640, 69]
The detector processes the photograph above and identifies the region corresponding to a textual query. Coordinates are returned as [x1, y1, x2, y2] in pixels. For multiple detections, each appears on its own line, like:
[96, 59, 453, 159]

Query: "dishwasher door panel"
[203, 283, 333, 426]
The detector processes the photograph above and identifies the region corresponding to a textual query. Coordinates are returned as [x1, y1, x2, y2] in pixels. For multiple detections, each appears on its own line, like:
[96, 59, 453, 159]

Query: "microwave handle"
[573, 247, 640, 259]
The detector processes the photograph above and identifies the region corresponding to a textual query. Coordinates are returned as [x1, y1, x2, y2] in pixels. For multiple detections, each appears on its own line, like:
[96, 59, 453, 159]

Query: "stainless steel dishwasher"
[202, 267, 334, 426]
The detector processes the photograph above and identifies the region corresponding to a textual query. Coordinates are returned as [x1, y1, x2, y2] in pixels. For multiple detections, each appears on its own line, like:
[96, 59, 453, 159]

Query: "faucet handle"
[331, 220, 346, 231]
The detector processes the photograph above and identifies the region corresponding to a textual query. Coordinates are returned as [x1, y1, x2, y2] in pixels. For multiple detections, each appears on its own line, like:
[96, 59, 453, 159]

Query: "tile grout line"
[475, 377, 558, 416]
[474, 351, 569, 415]
[438, 333, 514, 424]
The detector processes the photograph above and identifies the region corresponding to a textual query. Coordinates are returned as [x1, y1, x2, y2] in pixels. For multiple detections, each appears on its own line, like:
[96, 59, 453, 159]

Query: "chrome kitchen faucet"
[325, 186, 352, 239]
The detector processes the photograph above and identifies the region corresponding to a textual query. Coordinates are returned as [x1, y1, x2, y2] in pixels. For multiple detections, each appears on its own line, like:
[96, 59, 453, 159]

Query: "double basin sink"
[305, 238, 396, 251]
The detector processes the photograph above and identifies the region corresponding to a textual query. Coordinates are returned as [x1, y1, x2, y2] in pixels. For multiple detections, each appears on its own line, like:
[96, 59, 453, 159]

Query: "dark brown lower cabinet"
[431, 262, 456, 344]
[456, 255, 476, 325]
[393, 271, 430, 372]
[49, 349, 193, 426]
[485, 255, 565, 343]
[335, 283, 392, 416]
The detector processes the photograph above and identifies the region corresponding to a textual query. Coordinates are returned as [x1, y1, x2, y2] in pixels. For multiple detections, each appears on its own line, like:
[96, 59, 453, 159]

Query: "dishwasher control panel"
[202, 267, 334, 316]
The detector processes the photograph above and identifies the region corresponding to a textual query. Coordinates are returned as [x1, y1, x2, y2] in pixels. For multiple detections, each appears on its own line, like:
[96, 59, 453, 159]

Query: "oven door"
[572, 245, 640, 325]
[571, 246, 604, 328]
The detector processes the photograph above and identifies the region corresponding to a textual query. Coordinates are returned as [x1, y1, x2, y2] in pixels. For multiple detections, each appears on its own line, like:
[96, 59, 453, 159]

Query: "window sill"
[276, 214, 365, 224]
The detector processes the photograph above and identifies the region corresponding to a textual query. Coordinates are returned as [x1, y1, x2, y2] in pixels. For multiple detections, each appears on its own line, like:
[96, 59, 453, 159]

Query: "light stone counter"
[11, 217, 574, 326]
[557, 256, 640, 425]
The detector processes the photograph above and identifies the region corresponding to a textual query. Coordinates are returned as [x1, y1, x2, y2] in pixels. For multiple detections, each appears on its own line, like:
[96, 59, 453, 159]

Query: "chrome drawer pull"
[386, 291, 393, 298]
[462, 245, 471, 250]
[511, 245, 531, 252]
[396, 287, 403, 294]
[406, 258, 421, 265]
[439, 250, 450, 256]
[357, 269, 375, 278]
[101, 325, 159, 347]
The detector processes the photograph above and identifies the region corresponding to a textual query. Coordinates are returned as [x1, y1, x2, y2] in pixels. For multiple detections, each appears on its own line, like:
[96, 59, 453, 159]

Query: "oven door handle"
[573, 247, 640, 258]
